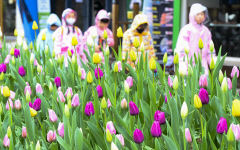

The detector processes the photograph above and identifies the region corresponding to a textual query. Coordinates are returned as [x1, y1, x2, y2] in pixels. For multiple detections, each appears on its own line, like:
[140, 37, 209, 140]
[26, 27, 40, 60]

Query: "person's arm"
[107, 29, 114, 47]
[175, 26, 190, 61]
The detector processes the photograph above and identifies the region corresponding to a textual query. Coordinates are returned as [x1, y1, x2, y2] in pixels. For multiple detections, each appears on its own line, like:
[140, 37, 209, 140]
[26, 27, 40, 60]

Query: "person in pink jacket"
[83, 9, 114, 62]
[53, 8, 86, 66]
[175, 3, 215, 74]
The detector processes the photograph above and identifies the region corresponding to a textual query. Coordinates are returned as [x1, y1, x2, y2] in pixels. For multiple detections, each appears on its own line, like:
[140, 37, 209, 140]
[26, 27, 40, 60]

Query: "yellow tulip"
[210, 40, 214, 53]
[199, 38, 203, 50]
[232, 99, 240, 117]
[133, 37, 140, 48]
[10, 48, 14, 55]
[14, 29, 18, 37]
[101, 97, 107, 109]
[173, 53, 179, 65]
[32, 21, 38, 30]
[72, 36, 78, 46]
[117, 27, 123, 38]
[30, 108, 37, 117]
[184, 48, 189, 55]
[2, 86, 10, 98]
[194, 94, 202, 109]
[106, 129, 112, 143]
[149, 57, 156, 71]
[0, 72, 4, 81]
[210, 57, 215, 70]
[87, 71, 93, 84]
[64, 104, 70, 118]
[36, 140, 41, 150]
[113, 62, 118, 73]
[163, 52, 168, 64]
[130, 50, 137, 62]
[103, 30, 108, 40]
[29, 42, 33, 49]
[93, 53, 101, 64]
[7, 126, 12, 137]
[42, 32, 46, 41]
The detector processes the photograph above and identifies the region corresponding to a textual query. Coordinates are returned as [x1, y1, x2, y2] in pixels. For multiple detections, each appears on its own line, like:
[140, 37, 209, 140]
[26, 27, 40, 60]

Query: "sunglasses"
[101, 19, 109, 23]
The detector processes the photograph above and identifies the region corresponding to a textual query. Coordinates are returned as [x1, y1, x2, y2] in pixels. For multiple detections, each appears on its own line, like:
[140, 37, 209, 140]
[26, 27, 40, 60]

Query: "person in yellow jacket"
[122, 14, 155, 67]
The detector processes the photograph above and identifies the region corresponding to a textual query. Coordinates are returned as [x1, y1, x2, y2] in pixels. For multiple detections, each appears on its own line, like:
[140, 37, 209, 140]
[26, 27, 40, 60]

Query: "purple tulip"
[94, 68, 103, 79]
[96, 85, 103, 98]
[199, 75, 208, 88]
[54, 76, 61, 88]
[0, 63, 7, 73]
[199, 88, 209, 104]
[84, 101, 95, 116]
[151, 121, 162, 137]
[129, 101, 139, 116]
[18, 66, 26, 77]
[231, 66, 239, 78]
[29, 98, 41, 111]
[154, 110, 166, 124]
[216, 117, 228, 134]
[14, 48, 20, 58]
[133, 129, 144, 144]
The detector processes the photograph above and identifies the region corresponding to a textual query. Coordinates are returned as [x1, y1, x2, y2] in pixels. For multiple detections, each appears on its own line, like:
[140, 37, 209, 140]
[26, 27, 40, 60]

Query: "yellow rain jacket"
[122, 14, 155, 66]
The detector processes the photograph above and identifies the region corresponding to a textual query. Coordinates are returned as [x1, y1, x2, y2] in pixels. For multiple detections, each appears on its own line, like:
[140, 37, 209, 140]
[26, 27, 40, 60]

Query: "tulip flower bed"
[0, 35, 240, 150]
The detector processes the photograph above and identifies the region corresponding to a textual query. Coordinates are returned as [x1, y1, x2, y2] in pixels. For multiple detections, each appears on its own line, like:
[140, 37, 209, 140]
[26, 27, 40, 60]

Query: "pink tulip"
[81, 68, 86, 80]
[107, 99, 112, 108]
[57, 90, 65, 102]
[24, 82, 32, 95]
[6, 99, 13, 110]
[72, 94, 80, 107]
[48, 109, 58, 122]
[10, 91, 15, 100]
[168, 76, 173, 88]
[4, 55, 11, 64]
[199, 75, 208, 88]
[116, 134, 125, 146]
[14, 99, 21, 110]
[22, 126, 27, 138]
[185, 128, 192, 143]
[227, 78, 232, 90]
[58, 122, 64, 137]
[125, 76, 133, 88]
[230, 123, 240, 141]
[65, 87, 73, 97]
[121, 98, 128, 109]
[36, 83, 43, 94]
[34, 59, 39, 66]
[47, 130, 56, 143]
[231, 66, 239, 78]
[106, 121, 116, 134]
[3, 134, 10, 147]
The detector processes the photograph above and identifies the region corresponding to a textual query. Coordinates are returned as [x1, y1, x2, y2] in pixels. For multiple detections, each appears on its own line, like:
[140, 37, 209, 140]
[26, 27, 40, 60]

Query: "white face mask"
[66, 18, 76, 25]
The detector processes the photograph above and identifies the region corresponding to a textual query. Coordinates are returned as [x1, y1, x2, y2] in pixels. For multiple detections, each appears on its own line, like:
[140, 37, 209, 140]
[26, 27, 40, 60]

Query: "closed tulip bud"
[232, 99, 240, 117]
[93, 53, 101, 64]
[130, 50, 137, 62]
[64, 104, 70, 118]
[37, 65, 42, 74]
[199, 88, 209, 104]
[29, 42, 33, 49]
[221, 77, 228, 93]
[84, 101, 95, 116]
[184, 48, 189, 55]
[151, 121, 162, 137]
[185, 128, 192, 143]
[11, 57, 15, 65]
[121, 98, 128, 109]
[173, 53, 179, 64]
[179, 62, 187, 77]
[32, 21, 38, 30]
[199, 75, 208, 88]
[42, 32, 46, 41]
[48, 109, 58, 122]
[14, 99, 21, 110]
[216, 117, 228, 134]
[0, 72, 4, 81]
[230, 123, 240, 141]
[52, 50, 55, 58]
[14, 29, 18, 36]
[117, 27, 123, 38]
[26, 91, 31, 102]
[124, 81, 130, 94]
[140, 42, 145, 52]
[10, 48, 14, 55]
[149, 57, 156, 71]
[71, 54, 76, 65]
[227, 127, 235, 142]
[22, 126, 27, 138]
[210, 57, 215, 70]
[154, 110, 166, 124]
[199, 38, 203, 49]
[58, 122, 64, 138]
[30, 108, 37, 117]
[227, 78, 232, 90]
[2, 86, 10, 97]
[77, 66, 81, 78]
[129, 101, 139, 116]
[47, 130, 56, 143]
[133, 37, 140, 48]
[44, 45, 49, 55]
[231, 66, 239, 78]
[7, 126, 11, 138]
[219, 70, 223, 84]
[133, 129, 144, 144]
[49, 82, 53, 92]
[106, 129, 112, 143]
[111, 142, 119, 150]
[96, 85, 103, 98]
[30, 53, 35, 64]
[181, 101, 188, 120]
[113, 62, 118, 72]
[173, 76, 178, 90]
[101, 97, 107, 109]
[72, 36, 78, 46]
[68, 48, 72, 57]
[105, 45, 110, 56]
[163, 52, 168, 64]
[35, 140, 41, 150]
[87, 72, 93, 84]
[210, 40, 214, 53]
[103, 30, 108, 40]
[106, 121, 116, 134]
[194, 94, 202, 109]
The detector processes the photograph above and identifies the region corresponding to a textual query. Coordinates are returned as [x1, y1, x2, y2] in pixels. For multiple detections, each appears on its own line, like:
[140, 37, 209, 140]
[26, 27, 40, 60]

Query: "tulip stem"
[8, 100, 13, 126]
[182, 76, 185, 102]
[114, 74, 117, 107]
[223, 93, 226, 111]
[183, 119, 186, 150]
[198, 110, 203, 139]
